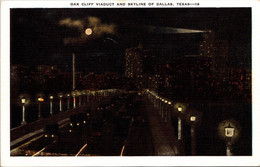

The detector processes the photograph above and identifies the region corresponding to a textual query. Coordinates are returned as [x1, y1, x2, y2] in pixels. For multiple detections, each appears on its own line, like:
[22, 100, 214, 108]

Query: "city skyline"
[11, 8, 251, 72]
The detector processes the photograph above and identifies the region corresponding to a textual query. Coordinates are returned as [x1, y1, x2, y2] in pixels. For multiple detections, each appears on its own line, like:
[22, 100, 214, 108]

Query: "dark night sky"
[10, 8, 251, 72]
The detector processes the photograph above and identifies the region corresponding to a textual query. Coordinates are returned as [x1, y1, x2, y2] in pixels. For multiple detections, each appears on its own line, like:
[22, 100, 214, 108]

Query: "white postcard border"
[1, 0, 260, 166]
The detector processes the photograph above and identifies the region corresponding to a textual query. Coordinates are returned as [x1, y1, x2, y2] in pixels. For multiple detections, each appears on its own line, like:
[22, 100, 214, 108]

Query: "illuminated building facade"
[214, 40, 229, 78]
[125, 44, 143, 79]
[125, 44, 155, 89]
[199, 31, 229, 79]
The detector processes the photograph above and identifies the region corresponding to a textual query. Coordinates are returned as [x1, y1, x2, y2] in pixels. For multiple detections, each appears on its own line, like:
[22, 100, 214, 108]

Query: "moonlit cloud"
[59, 18, 85, 32]
[59, 16, 116, 45]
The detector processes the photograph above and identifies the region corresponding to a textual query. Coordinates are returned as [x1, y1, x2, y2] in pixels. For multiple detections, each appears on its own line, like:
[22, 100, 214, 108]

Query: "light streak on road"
[11, 135, 43, 155]
[32, 145, 48, 157]
[120, 145, 125, 156]
[75, 143, 88, 156]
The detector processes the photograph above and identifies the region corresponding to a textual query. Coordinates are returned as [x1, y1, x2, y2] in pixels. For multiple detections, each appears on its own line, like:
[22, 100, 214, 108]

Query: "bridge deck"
[11, 105, 91, 148]
[11, 96, 182, 156]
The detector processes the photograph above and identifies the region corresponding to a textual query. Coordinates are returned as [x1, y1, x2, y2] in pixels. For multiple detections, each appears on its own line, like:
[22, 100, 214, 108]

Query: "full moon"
[85, 28, 92, 35]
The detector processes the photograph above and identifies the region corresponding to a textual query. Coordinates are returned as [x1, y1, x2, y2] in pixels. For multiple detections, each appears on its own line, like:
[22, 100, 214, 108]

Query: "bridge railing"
[13, 89, 126, 129]
[145, 89, 202, 155]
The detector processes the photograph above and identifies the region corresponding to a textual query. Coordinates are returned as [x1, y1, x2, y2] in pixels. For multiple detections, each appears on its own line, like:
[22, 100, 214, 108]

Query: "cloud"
[59, 18, 85, 32]
[59, 16, 116, 45]
[88, 16, 101, 26]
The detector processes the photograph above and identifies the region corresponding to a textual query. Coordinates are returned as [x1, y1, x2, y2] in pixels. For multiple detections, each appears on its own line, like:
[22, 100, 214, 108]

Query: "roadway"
[11, 93, 181, 156]
[11, 95, 132, 156]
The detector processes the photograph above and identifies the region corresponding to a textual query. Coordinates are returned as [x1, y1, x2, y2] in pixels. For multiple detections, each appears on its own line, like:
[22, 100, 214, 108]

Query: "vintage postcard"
[1, 0, 260, 166]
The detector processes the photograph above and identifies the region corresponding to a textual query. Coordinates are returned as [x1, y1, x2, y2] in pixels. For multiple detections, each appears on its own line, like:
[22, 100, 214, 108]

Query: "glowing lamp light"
[38, 98, 44, 102]
[168, 101, 172, 105]
[225, 123, 235, 138]
[50, 96, 53, 100]
[178, 106, 183, 112]
[190, 116, 196, 122]
[85, 28, 92, 35]
[162, 99, 165, 102]
[21, 98, 26, 104]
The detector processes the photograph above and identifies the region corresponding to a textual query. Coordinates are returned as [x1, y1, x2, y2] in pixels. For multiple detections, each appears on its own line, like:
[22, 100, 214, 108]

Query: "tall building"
[125, 44, 143, 79]
[125, 43, 157, 90]
[214, 40, 229, 78]
[199, 31, 229, 79]
[199, 31, 215, 57]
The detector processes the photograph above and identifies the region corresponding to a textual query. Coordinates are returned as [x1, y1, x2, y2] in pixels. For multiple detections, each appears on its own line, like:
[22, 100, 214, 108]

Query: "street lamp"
[164, 100, 168, 122]
[178, 106, 183, 112]
[156, 96, 159, 108]
[218, 119, 241, 156]
[177, 105, 183, 140]
[225, 123, 235, 156]
[161, 98, 165, 118]
[167, 101, 172, 122]
[72, 92, 76, 109]
[37, 96, 44, 120]
[190, 116, 196, 122]
[21, 98, 27, 125]
[49, 95, 54, 115]
[78, 92, 81, 106]
[190, 115, 197, 155]
[185, 110, 202, 156]
[58, 93, 63, 112]
[82, 90, 86, 105]
[17, 94, 30, 125]
[67, 93, 70, 110]
[71, 28, 93, 92]
[225, 123, 235, 138]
